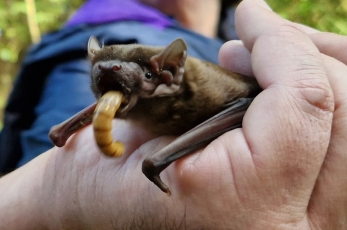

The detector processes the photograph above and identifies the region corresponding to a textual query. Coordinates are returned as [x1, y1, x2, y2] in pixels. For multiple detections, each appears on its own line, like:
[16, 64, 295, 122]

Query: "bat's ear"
[88, 36, 101, 61]
[150, 38, 187, 85]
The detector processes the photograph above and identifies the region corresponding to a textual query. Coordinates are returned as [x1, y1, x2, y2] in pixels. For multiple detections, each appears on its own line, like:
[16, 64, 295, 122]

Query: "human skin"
[1, 0, 347, 229]
[140, 0, 221, 38]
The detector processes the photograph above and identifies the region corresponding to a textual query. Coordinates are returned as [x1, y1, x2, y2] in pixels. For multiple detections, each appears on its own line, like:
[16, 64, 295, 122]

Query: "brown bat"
[49, 37, 260, 195]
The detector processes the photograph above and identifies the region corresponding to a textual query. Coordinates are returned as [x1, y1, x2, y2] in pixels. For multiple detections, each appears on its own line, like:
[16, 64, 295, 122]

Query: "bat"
[49, 36, 261, 195]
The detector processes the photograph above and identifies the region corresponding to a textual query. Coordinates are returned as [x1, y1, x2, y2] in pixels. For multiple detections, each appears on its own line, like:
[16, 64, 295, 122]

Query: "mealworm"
[93, 91, 125, 157]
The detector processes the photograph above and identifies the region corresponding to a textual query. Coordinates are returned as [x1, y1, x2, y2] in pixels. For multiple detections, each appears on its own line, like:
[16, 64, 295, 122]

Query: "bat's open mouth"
[97, 75, 129, 94]
[96, 75, 138, 115]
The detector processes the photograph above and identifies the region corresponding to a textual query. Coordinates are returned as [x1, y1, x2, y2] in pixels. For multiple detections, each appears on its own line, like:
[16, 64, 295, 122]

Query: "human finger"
[306, 54, 347, 229]
[219, 40, 253, 77]
[234, 0, 333, 220]
[308, 33, 347, 65]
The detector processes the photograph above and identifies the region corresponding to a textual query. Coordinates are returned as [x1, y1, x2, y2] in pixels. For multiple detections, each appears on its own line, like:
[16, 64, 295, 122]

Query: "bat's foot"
[142, 159, 171, 196]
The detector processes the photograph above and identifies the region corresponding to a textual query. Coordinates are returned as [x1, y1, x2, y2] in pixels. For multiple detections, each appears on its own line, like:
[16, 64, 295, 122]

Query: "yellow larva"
[93, 91, 124, 157]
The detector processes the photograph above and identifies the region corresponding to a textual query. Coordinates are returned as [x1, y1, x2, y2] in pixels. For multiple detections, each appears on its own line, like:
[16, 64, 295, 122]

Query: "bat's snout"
[98, 63, 122, 72]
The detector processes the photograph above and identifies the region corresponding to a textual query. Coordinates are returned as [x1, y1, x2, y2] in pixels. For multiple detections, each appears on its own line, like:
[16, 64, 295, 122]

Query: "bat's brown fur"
[90, 39, 260, 135]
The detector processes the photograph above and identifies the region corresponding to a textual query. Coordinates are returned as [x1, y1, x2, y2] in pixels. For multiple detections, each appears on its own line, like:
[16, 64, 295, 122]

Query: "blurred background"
[0, 0, 347, 129]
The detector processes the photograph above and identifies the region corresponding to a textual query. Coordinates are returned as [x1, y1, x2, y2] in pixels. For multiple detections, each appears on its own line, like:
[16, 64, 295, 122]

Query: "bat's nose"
[98, 63, 122, 72]
[112, 64, 122, 71]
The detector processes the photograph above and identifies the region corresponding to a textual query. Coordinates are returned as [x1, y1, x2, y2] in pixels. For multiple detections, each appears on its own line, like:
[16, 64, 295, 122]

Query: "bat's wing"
[49, 103, 97, 147]
[142, 98, 253, 195]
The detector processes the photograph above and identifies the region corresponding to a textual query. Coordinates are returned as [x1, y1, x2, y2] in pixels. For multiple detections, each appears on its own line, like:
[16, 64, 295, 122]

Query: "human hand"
[219, 0, 347, 229]
[2, 0, 347, 229]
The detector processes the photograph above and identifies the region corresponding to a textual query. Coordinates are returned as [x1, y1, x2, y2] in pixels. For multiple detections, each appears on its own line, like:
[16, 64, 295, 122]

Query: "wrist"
[0, 150, 51, 229]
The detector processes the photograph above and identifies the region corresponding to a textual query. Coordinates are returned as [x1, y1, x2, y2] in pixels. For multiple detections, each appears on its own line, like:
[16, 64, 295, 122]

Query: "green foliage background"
[0, 0, 83, 129]
[0, 0, 346, 129]
[268, 0, 347, 34]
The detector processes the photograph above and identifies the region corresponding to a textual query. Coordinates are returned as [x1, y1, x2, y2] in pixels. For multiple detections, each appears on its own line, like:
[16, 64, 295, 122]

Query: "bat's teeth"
[119, 94, 138, 115]
[117, 81, 131, 95]
[124, 87, 131, 94]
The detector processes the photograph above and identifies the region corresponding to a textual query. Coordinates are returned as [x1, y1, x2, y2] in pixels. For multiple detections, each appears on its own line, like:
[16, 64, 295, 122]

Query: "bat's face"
[90, 59, 158, 98]
[88, 36, 188, 115]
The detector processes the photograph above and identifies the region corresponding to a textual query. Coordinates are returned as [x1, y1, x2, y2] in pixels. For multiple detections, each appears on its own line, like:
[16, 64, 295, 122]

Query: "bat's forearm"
[49, 103, 96, 147]
[142, 98, 254, 195]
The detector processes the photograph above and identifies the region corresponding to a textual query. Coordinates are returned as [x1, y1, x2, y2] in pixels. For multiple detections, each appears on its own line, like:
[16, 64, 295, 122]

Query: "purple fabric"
[65, 0, 173, 29]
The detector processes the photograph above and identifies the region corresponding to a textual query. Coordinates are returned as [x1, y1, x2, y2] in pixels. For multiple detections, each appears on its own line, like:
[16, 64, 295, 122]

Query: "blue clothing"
[0, 19, 225, 171]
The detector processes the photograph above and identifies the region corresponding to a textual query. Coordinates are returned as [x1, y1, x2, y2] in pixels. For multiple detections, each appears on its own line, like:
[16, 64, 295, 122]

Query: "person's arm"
[1, 0, 347, 229]
[0, 151, 49, 229]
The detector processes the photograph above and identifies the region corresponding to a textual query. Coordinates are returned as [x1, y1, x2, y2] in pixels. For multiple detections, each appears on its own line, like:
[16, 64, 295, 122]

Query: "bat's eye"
[145, 72, 153, 79]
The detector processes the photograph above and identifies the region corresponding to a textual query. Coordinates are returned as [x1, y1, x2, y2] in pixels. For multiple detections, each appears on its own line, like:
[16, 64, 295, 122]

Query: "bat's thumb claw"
[165, 188, 172, 196]
[153, 175, 171, 195]
[142, 159, 171, 195]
